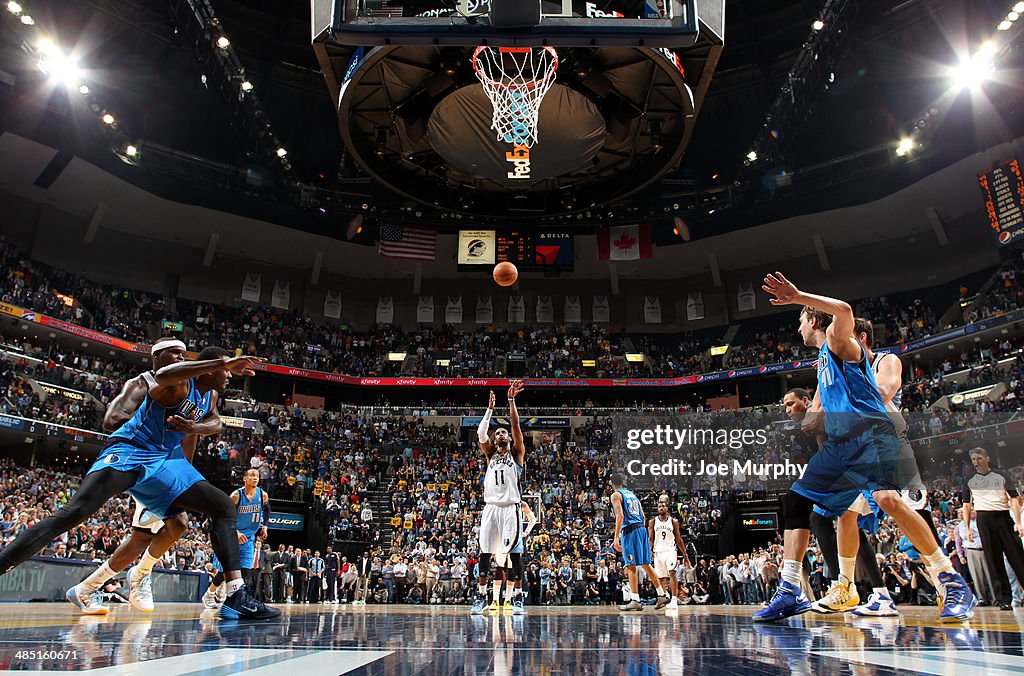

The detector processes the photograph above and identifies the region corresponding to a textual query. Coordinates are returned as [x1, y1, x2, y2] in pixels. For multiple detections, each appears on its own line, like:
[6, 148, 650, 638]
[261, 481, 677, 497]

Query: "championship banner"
[737, 282, 757, 312]
[564, 295, 582, 323]
[376, 297, 394, 324]
[593, 295, 610, 323]
[457, 230, 496, 264]
[644, 296, 662, 324]
[271, 280, 291, 310]
[241, 273, 262, 303]
[508, 295, 525, 323]
[476, 295, 493, 324]
[445, 296, 463, 324]
[536, 295, 554, 323]
[417, 296, 435, 323]
[686, 291, 704, 321]
[323, 290, 343, 319]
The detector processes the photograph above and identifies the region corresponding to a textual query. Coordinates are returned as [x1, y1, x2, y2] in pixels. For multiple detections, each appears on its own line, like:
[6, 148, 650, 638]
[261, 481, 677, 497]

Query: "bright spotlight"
[950, 51, 995, 90]
[20, 13, 33, 24]
[240, 80, 253, 92]
[895, 138, 914, 157]
[1010, 11, 1020, 20]
[1015, 2, 1024, 12]
[7, 1, 22, 15]
[216, 36, 230, 49]
[812, 20, 824, 31]
[39, 51, 81, 88]
[125, 145, 138, 157]
[999, 20, 1013, 30]
[276, 147, 287, 158]
[78, 84, 90, 95]
[102, 113, 115, 125]
[746, 150, 758, 162]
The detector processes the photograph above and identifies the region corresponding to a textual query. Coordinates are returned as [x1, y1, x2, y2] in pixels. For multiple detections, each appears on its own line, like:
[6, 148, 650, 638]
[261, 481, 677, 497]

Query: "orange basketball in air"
[493, 261, 518, 287]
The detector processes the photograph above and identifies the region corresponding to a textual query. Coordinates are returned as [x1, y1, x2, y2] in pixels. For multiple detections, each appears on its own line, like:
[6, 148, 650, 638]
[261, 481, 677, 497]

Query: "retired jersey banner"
[564, 295, 582, 323]
[458, 230, 496, 265]
[536, 295, 554, 323]
[593, 295, 610, 323]
[417, 296, 435, 323]
[737, 282, 757, 313]
[241, 273, 262, 303]
[686, 291, 704, 321]
[324, 290, 342, 319]
[445, 296, 463, 324]
[476, 295, 493, 324]
[508, 295, 525, 324]
[644, 296, 662, 324]
[271, 281, 291, 310]
[376, 297, 394, 324]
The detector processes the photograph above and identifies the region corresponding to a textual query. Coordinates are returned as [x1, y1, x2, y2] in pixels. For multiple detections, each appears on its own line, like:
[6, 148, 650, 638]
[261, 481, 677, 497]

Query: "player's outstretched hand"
[762, 272, 802, 305]
[166, 414, 196, 433]
[225, 355, 266, 376]
[508, 379, 525, 400]
[488, 390, 496, 409]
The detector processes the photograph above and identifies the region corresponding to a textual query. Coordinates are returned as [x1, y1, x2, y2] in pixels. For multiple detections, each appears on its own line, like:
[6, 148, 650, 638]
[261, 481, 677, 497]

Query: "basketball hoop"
[472, 46, 558, 148]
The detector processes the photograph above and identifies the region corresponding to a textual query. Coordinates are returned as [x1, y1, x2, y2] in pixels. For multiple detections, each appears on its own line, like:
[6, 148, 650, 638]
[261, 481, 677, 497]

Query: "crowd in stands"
[1, 236, 1016, 381]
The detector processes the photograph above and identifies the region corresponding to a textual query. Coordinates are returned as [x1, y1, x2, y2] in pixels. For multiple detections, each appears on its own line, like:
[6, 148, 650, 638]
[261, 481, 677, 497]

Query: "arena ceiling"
[0, 0, 1021, 235]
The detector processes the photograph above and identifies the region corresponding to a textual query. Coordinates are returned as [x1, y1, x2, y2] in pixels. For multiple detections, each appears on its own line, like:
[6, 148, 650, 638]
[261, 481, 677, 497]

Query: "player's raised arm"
[152, 355, 263, 405]
[103, 375, 149, 431]
[508, 379, 526, 465]
[477, 390, 496, 458]
[762, 272, 860, 362]
[873, 354, 903, 405]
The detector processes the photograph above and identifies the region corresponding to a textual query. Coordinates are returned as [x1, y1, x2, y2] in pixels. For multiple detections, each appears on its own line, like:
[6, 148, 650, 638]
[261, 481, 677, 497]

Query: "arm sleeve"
[961, 477, 973, 504]
[263, 495, 271, 525]
[477, 407, 493, 444]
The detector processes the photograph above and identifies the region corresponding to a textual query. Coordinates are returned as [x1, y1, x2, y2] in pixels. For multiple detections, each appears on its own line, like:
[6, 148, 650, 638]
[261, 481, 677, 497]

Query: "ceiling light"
[998, 20, 1012, 30]
[746, 150, 758, 162]
[895, 138, 914, 157]
[216, 36, 230, 49]
[950, 51, 996, 90]
[240, 80, 253, 92]
[1009, 11, 1020, 20]
[812, 20, 824, 31]
[1015, 3, 1024, 13]
[125, 145, 138, 157]
[20, 13, 33, 24]
[276, 147, 287, 157]
[38, 50, 81, 88]
[102, 113, 115, 125]
[7, 1, 22, 15]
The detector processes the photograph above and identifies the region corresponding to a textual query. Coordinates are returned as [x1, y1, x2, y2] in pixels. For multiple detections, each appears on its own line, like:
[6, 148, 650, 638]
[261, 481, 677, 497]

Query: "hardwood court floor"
[0, 602, 1022, 674]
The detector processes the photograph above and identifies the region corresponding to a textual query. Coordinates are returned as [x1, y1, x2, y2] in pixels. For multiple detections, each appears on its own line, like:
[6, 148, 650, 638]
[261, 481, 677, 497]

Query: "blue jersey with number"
[108, 378, 212, 457]
[235, 487, 263, 535]
[816, 343, 888, 437]
[618, 489, 645, 528]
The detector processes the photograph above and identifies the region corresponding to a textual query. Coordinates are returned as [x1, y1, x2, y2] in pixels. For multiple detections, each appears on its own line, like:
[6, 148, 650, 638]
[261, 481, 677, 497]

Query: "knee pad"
[509, 553, 524, 579]
[478, 554, 491, 576]
[782, 490, 814, 530]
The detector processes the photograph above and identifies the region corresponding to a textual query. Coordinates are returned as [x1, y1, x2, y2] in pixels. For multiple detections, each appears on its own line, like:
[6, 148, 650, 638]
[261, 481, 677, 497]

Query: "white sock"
[478, 584, 488, 597]
[226, 578, 243, 594]
[492, 585, 502, 602]
[630, 592, 640, 602]
[839, 556, 856, 585]
[81, 561, 118, 591]
[922, 549, 955, 577]
[136, 549, 161, 576]
[873, 586, 890, 601]
[781, 559, 803, 587]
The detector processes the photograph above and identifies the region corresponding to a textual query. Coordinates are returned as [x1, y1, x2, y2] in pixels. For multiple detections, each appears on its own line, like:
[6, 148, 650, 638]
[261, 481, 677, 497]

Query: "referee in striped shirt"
[962, 447, 1024, 610]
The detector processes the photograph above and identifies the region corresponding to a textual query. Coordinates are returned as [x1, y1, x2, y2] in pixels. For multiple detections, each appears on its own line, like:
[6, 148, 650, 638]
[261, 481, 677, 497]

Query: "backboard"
[312, 0, 700, 47]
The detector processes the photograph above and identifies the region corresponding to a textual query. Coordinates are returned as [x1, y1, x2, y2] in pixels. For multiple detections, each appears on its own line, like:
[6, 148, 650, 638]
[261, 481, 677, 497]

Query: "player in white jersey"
[648, 496, 689, 610]
[471, 380, 527, 616]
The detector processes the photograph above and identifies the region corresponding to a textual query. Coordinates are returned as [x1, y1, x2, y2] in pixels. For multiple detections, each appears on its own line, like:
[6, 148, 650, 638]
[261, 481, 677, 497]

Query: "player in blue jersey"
[755, 273, 975, 623]
[203, 468, 270, 609]
[0, 347, 280, 621]
[609, 473, 671, 611]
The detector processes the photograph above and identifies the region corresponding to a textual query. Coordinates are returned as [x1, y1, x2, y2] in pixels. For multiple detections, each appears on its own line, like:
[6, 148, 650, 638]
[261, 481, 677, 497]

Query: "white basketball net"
[473, 46, 559, 149]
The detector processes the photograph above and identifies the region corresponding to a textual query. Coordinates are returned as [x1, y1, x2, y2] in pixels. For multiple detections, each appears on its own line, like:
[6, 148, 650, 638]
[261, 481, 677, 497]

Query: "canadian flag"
[597, 224, 653, 261]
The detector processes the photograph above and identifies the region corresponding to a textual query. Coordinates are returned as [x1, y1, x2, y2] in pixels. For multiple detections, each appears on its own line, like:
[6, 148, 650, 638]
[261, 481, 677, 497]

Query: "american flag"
[378, 224, 437, 261]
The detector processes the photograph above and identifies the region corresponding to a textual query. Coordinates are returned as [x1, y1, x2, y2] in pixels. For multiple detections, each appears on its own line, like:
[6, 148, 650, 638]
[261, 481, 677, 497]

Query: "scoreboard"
[980, 159, 1024, 247]
[459, 230, 574, 271]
